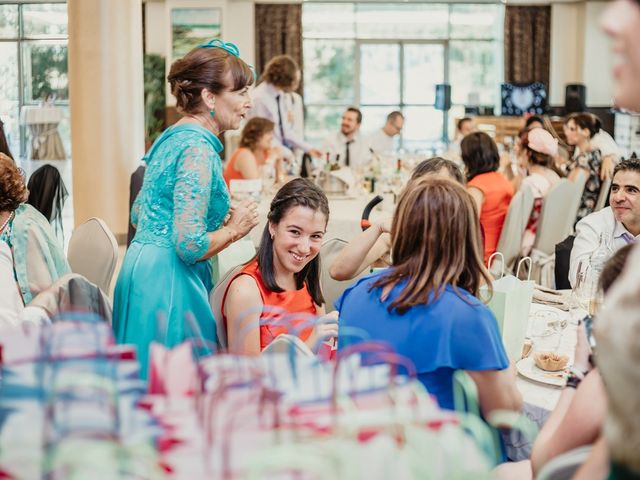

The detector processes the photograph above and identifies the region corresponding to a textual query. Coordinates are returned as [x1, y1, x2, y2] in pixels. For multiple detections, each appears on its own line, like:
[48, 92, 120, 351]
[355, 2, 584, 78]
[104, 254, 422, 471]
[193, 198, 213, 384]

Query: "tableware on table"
[229, 179, 262, 202]
[533, 351, 569, 372]
[548, 316, 569, 350]
[569, 271, 590, 326]
[515, 356, 568, 388]
[529, 308, 560, 339]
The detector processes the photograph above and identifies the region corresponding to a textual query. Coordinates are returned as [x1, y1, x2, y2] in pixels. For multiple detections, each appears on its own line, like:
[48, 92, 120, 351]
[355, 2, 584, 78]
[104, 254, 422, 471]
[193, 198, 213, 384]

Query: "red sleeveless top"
[222, 259, 317, 350]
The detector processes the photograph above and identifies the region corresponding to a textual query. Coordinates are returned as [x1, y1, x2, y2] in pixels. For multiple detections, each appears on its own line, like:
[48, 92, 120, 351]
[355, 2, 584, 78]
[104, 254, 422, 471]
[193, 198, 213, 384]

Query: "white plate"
[516, 356, 567, 388]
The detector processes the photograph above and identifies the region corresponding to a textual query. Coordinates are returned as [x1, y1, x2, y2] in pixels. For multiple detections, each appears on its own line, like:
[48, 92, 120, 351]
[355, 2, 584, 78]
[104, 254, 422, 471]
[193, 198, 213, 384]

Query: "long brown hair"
[257, 178, 330, 306]
[371, 177, 492, 314]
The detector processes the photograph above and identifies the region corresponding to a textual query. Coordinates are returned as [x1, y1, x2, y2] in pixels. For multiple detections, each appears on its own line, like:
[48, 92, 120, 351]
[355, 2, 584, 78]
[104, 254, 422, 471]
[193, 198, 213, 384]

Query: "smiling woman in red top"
[222, 178, 337, 354]
[462, 132, 514, 263]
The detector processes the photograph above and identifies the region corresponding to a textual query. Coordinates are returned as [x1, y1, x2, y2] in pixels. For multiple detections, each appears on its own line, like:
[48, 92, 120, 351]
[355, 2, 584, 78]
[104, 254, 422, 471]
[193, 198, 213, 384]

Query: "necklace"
[0, 211, 14, 235]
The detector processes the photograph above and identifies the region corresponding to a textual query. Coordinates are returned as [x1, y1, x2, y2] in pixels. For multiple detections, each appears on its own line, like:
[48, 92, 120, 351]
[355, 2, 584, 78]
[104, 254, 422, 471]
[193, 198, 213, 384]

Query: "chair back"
[565, 169, 587, 236]
[494, 186, 535, 274]
[212, 238, 256, 286]
[67, 218, 118, 294]
[534, 180, 577, 256]
[127, 165, 145, 247]
[320, 238, 369, 313]
[262, 334, 314, 357]
[536, 446, 592, 480]
[595, 176, 612, 212]
[209, 264, 244, 350]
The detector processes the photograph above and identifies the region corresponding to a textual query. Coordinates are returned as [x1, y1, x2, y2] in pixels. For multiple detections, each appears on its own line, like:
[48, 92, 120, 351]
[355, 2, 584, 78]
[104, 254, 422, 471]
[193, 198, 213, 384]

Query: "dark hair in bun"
[168, 47, 254, 114]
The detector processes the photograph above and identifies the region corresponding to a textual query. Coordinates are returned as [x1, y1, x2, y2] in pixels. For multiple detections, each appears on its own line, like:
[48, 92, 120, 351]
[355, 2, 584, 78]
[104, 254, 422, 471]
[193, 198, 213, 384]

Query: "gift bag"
[481, 255, 534, 361]
[147, 342, 198, 396]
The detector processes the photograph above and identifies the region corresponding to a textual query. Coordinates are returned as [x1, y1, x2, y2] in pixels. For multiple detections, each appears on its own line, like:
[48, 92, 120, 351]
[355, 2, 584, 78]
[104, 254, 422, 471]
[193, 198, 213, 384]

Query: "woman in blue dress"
[336, 177, 522, 416]
[113, 41, 259, 375]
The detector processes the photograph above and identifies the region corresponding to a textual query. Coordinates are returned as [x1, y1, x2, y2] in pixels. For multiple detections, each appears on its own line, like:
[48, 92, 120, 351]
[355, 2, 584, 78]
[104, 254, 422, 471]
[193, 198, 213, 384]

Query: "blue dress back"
[335, 269, 509, 410]
[113, 124, 230, 376]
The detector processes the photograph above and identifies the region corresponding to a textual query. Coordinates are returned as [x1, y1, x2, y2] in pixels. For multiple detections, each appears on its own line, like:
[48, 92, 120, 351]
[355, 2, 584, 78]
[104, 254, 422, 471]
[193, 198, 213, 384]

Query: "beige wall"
[550, 1, 614, 106]
[145, 0, 255, 106]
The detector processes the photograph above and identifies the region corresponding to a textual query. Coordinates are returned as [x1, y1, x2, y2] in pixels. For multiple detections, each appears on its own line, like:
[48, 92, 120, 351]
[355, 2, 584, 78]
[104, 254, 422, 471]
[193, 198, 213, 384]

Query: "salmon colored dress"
[468, 171, 514, 264]
[223, 148, 268, 188]
[222, 259, 317, 350]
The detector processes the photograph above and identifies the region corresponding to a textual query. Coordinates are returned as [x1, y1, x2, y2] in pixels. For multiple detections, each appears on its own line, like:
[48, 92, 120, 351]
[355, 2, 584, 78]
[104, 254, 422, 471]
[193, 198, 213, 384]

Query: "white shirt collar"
[613, 221, 639, 241]
[337, 131, 360, 144]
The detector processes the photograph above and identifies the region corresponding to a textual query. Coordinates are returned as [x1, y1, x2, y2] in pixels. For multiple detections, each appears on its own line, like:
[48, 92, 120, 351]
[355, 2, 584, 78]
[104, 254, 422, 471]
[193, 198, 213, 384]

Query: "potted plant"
[144, 53, 166, 150]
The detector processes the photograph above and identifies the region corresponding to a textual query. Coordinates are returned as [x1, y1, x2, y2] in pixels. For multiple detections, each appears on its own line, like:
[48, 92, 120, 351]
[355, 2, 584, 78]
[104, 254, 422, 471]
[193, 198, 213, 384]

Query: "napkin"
[532, 285, 570, 310]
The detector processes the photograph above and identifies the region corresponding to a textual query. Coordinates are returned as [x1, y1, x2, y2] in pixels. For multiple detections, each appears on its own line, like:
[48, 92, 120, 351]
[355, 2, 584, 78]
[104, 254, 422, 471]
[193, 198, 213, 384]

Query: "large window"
[0, 2, 68, 158]
[302, 3, 503, 151]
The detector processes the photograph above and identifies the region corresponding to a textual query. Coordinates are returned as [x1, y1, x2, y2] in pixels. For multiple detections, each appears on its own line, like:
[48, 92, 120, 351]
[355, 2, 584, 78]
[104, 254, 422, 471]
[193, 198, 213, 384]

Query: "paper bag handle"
[487, 252, 505, 278]
[516, 257, 532, 281]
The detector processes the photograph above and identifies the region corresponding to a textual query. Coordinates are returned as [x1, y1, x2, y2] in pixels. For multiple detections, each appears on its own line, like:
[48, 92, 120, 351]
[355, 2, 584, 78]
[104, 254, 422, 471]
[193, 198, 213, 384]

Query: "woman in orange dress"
[223, 117, 282, 187]
[222, 178, 337, 354]
[462, 132, 514, 263]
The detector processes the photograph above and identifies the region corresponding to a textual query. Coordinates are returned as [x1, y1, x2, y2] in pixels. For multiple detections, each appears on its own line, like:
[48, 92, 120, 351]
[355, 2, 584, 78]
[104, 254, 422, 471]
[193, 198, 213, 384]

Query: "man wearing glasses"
[366, 111, 404, 156]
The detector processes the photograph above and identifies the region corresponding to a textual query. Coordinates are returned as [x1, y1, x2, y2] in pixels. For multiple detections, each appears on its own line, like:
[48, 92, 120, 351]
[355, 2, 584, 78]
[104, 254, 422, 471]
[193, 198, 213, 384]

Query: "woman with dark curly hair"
[223, 117, 283, 187]
[0, 153, 69, 304]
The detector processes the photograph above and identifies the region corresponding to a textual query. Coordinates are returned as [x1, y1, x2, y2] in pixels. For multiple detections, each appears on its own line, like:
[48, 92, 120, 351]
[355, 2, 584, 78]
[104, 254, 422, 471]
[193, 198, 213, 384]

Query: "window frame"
[0, 1, 68, 157]
[302, 2, 504, 151]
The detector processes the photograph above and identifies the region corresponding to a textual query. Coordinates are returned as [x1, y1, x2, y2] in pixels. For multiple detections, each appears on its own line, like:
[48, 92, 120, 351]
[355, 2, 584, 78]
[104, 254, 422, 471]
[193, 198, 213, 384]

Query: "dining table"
[517, 302, 578, 411]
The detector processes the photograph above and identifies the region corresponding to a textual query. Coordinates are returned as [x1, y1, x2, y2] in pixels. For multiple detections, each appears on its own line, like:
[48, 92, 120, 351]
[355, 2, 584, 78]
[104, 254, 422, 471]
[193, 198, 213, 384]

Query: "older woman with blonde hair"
[336, 176, 522, 416]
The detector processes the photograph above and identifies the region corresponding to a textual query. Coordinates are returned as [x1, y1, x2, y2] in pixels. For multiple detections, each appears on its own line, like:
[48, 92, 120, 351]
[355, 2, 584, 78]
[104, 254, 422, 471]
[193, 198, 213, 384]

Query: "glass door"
[357, 40, 446, 152]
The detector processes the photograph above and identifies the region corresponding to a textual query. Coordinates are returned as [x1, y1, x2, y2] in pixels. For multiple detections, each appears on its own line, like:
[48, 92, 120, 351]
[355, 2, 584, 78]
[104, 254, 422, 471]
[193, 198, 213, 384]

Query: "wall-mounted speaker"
[435, 84, 451, 111]
[565, 84, 587, 114]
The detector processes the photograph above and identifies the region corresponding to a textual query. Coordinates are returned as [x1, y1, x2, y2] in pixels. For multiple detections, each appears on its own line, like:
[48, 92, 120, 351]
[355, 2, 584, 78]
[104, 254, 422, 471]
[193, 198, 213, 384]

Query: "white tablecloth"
[517, 303, 577, 411]
[249, 192, 395, 246]
[19, 106, 66, 160]
[20, 105, 64, 125]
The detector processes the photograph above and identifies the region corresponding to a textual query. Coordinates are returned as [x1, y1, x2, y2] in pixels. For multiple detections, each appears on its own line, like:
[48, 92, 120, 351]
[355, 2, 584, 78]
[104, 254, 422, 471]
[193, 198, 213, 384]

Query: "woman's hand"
[226, 198, 259, 239]
[305, 311, 339, 352]
[573, 321, 592, 373]
[376, 217, 392, 235]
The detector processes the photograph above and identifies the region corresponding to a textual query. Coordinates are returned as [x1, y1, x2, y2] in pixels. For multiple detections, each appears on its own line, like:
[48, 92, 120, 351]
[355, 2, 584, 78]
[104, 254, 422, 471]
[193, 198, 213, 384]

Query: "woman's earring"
[210, 108, 216, 117]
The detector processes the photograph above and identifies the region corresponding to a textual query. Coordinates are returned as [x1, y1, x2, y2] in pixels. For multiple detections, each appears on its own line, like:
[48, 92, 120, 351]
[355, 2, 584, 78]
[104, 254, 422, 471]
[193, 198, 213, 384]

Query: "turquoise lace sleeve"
[172, 143, 214, 264]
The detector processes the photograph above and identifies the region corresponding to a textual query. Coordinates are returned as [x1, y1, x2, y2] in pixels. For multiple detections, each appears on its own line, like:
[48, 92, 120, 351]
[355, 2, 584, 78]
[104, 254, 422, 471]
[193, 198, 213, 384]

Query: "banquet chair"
[536, 446, 592, 480]
[262, 334, 314, 357]
[320, 238, 369, 313]
[212, 237, 255, 286]
[27, 273, 112, 323]
[492, 186, 534, 276]
[67, 218, 118, 295]
[594, 177, 612, 212]
[566, 169, 587, 236]
[530, 180, 576, 287]
[209, 264, 244, 350]
[127, 165, 145, 247]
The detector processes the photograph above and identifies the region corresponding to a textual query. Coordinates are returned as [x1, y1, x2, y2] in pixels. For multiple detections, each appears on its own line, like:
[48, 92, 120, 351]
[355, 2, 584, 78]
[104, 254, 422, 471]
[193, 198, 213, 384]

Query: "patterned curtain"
[254, 3, 303, 92]
[504, 6, 551, 87]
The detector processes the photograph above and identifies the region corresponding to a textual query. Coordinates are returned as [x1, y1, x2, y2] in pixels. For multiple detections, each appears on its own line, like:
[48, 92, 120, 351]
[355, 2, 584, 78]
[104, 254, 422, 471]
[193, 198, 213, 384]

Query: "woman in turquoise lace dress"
[113, 41, 259, 376]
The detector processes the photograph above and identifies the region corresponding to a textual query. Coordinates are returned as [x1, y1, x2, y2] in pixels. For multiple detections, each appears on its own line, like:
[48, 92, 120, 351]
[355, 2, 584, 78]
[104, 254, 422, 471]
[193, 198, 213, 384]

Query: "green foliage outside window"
[144, 53, 166, 144]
